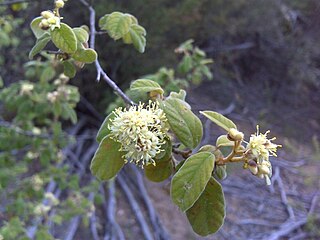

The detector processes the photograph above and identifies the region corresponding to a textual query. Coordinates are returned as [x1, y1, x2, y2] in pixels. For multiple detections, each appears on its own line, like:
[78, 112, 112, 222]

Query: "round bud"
[41, 11, 54, 19]
[247, 159, 258, 175]
[258, 164, 270, 175]
[55, 0, 65, 8]
[227, 128, 244, 141]
[39, 19, 50, 30]
[47, 17, 57, 24]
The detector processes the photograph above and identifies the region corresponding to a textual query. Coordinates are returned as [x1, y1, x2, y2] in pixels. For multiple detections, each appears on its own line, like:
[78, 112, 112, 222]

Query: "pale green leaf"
[99, 12, 132, 40]
[130, 79, 164, 95]
[169, 90, 187, 101]
[90, 136, 125, 181]
[160, 97, 203, 149]
[72, 48, 97, 63]
[215, 165, 227, 180]
[73, 27, 89, 43]
[51, 23, 77, 53]
[129, 24, 146, 53]
[171, 152, 215, 212]
[186, 177, 225, 236]
[30, 17, 46, 39]
[28, 33, 51, 59]
[96, 112, 115, 143]
[216, 135, 234, 148]
[200, 111, 236, 131]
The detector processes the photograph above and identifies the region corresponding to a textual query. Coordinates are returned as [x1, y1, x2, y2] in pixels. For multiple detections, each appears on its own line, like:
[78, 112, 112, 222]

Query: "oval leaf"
[216, 135, 234, 148]
[72, 48, 97, 63]
[215, 165, 227, 180]
[90, 136, 125, 181]
[130, 79, 164, 95]
[129, 24, 146, 53]
[62, 61, 76, 78]
[51, 23, 77, 53]
[96, 112, 116, 143]
[161, 97, 203, 149]
[30, 17, 46, 39]
[186, 177, 226, 236]
[99, 12, 132, 40]
[171, 152, 215, 212]
[200, 111, 236, 131]
[145, 159, 173, 182]
[29, 33, 51, 59]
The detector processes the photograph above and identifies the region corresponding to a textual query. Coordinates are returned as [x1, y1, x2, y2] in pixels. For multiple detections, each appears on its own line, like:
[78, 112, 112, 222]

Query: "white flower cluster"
[109, 101, 168, 167]
[38, 0, 66, 31]
[245, 126, 281, 185]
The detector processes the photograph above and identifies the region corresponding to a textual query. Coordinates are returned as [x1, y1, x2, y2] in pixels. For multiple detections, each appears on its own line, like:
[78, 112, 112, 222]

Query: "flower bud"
[39, 19, 50, 30]
[258, 164, 270, 175]
[228, 128, 244, 141]
[247, 159, 258, 175]
[41, 11, 54, 19]
[55, 0, 65, 8]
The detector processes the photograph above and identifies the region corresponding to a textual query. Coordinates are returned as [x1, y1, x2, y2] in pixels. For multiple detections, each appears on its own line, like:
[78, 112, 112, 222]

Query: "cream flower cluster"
[38, 0, 66, 30]
[109, 101, 168, 167]
[245, 126, 281, 185]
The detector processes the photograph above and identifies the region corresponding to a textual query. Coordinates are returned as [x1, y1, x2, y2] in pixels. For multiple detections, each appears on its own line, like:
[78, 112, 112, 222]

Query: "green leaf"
[72, 48, 97, 63]
[186, 177, 225, 236]
[99, 12, 132, 40]
[51, 23, 77, 53]
[63, 61, 76, 78]
[215, 165, 227, 180]
[30, 17, 46, 39]
[171, 152, 215, 212]
[200, 111, 236, 131]
[198, 145, 216, 153]
[160, 97, 203, 149]
[130, 79, 164, 95]
[96, 112, 116, 143]
[145, 159, 173, 182]
[90, 136, 125, 181]
[216, 135, 234, 148]
[129, 24, 146, 53]
[73, 27, 89, 43]
[29, 33, 51, 59]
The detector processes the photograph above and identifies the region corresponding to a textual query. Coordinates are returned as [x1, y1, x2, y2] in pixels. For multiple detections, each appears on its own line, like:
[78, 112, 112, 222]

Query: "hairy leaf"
[90, 136, 125, 181]
[200, 111, 236, 131]
[51, 23, 77, 53]
[72, 48, 97, 63]
[73, 27, 89, 43]
[171, 152, 215, 212]
[96, 112, 116, 143]
[62, 61, 76, 78]
[30, 17, 46, 39]
[186, 177, 225, 236]
[99, 12, 132, 40]
[216, 135, 234, 148]
[161, 97, 202, 149]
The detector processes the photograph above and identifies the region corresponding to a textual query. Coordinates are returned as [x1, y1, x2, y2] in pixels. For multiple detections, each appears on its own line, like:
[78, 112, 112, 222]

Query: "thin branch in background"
[79, 0, 134, 105]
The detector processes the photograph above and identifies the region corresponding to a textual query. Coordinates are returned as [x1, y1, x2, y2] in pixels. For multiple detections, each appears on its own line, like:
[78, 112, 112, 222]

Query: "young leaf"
[160, 97, 203, 149]
[30, 17, 46, 39]
[216, 135, 234, 148]
[129, 24, 146, 53]
[171, 152, 215, 212]
[186, 177, 226, 236]
[62, 61, 76, 78]
[99, 12, 132, 40]
[200, 111, 236, 131]
[215, 165, 227, 180]
[51, 23, 77, 53]
[90, 136, 125, 181]
[28, 33, 51, 59]
[73, 27, 89, 43]
[96, 112, 116, 143]
[169, 90, 187, 101]
[130, 79, 164, 95]
[72, 48, 97, 63]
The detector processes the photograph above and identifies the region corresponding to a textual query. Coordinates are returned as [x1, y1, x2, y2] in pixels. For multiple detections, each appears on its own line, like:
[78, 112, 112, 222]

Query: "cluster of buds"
[31, 174, 43, 191]
[33, 192, 60, 216]
[47, 91, 59, 103]
[109, 101, 169, 167]
[244, 126, 281, 185]
[38, 0, 66, 31]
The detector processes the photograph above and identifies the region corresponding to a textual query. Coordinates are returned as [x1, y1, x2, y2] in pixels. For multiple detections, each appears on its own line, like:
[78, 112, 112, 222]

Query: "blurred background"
[1, 0, 320, 239]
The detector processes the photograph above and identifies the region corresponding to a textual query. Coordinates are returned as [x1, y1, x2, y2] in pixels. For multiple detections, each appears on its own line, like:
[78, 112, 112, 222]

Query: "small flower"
[45, 192, 60, 206]
[109, 101, 168, 167]
[244, 126, 281, 185]
[246, 125, 281, 162]
[34, 204, 51, 216]
[41, 11, 55, 19]
[31, 174, 43, 191]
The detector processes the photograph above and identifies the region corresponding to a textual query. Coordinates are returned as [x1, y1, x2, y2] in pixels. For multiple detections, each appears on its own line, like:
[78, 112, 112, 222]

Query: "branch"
[79, 0, 134, 105]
